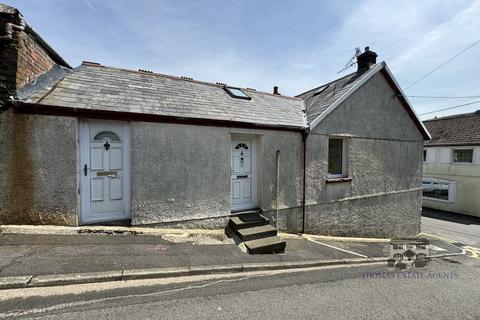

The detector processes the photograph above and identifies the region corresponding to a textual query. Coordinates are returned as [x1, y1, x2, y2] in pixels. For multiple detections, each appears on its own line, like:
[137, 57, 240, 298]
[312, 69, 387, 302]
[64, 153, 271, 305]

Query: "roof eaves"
[308, 62, 385, 130]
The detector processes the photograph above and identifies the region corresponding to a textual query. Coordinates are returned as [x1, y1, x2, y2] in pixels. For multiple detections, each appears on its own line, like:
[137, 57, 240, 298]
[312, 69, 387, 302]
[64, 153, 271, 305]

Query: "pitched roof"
[17, 63, 306, 129]
[423, 112, 480, 146]
[296, 70, 368, 123]
[296, 62, 431, 140]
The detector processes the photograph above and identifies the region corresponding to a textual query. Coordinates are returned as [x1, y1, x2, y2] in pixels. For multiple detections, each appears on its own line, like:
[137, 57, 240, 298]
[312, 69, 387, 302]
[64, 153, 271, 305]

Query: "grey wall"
[0, 110, 78, 225]
[130, 122, 304, 227]
[305, 71, 424, 237]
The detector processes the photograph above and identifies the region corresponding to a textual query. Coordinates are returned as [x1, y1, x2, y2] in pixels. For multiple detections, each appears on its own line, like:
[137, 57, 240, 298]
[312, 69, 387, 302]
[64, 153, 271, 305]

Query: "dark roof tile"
[423, 112, 480, 146]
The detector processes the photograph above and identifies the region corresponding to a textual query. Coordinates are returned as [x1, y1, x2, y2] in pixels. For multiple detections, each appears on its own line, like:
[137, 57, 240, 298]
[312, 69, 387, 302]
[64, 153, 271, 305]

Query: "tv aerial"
[337, 47, 361, 73]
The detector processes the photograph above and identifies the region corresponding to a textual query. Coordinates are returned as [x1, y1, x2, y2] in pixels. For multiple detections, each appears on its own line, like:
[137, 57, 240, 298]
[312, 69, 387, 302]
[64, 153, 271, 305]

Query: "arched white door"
[231, 139, 256, 211]
[80, 121, 130, 224]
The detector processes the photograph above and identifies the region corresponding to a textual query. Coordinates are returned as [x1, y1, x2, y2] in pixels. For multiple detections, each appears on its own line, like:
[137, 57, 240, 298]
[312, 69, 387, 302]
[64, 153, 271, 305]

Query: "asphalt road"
[422, 207, 480, 248]
[1, 256, 479, 320]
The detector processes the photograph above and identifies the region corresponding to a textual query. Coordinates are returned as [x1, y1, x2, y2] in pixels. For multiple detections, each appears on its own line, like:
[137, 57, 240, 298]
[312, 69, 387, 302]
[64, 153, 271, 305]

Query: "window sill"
[422, 197, 455, 203]
[326, 177, 352, 184]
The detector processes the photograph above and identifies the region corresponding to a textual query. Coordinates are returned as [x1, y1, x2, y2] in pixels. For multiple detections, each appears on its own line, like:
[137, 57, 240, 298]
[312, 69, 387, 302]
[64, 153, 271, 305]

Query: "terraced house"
[423, 112, 480, 217]
[0, 4, 430, 239]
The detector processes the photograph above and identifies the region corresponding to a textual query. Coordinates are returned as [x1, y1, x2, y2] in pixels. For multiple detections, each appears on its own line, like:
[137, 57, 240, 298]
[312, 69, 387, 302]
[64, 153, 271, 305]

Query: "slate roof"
[18, 63, 306, 129]
[423, 112, 480, 146]
[296, 69, 370, 123]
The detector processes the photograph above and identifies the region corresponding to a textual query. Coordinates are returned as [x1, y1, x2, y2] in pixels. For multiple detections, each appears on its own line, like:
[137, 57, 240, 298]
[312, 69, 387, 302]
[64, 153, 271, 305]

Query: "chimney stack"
[357, 46, 377, 73]
[273, 86, 280, 95]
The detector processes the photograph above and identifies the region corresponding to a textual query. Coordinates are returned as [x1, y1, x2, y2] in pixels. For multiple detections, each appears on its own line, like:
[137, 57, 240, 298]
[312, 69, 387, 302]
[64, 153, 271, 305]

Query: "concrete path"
[0, 226, 463, 289]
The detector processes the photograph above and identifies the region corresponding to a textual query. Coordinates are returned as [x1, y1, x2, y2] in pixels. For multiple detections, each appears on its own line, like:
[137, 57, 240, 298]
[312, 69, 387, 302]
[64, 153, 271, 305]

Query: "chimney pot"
[273, 86, 280, 95]
[357, 47, 377, 73]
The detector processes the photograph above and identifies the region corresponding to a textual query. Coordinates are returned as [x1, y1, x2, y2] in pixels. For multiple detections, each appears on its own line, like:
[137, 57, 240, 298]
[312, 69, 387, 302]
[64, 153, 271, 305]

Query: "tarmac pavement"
[0, 225, 464, 289]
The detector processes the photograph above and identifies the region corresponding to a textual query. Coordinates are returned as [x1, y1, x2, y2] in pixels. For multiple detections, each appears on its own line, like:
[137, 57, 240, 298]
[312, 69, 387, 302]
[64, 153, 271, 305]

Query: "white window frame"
[327, 137, 348, 178]
[452, 147, 474, 164]
[423, 148, 435, 163]
[422, 177, 456, 203]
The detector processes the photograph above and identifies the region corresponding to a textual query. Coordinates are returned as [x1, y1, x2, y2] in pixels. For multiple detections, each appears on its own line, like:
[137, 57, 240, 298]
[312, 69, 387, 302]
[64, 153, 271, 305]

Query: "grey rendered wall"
[305, 72, 424, 237]
[130, 122, 303, 229]
[0, 110, 78, 225]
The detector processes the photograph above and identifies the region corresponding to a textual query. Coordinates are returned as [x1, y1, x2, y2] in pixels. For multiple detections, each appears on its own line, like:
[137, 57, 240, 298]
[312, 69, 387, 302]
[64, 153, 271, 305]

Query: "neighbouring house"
[422, 112, 480, 218]
[0, 4, 430, 237]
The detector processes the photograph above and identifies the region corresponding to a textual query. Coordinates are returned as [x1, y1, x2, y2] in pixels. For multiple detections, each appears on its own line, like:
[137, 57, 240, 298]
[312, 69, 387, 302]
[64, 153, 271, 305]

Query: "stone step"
[228, 214, 269, 232]
[244, 236, 286, 254]
[237, 224, 277, 242]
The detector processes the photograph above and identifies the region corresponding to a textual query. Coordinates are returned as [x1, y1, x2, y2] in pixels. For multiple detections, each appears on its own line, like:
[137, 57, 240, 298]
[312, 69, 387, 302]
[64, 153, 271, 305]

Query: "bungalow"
[0, 4, 430, 238]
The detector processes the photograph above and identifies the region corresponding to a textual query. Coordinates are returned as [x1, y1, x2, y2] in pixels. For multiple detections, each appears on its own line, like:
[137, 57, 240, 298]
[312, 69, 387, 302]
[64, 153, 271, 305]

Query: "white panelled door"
[231, 139, 256, 211]
[80, 121, 130, 224]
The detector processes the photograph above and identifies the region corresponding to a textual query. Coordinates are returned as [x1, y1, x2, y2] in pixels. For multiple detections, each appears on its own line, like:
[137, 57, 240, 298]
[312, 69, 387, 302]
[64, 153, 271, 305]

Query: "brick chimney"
[357, 46, 377, 73]
[0, 4, 70, 108]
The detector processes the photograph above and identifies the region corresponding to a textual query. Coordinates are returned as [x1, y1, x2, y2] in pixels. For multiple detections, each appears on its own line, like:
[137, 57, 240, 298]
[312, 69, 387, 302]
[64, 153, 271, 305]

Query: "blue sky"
[6, 0, 480, 119]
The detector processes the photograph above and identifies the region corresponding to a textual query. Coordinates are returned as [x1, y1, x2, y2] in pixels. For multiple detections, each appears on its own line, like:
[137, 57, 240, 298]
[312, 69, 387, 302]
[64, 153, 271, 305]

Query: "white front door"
[80, 121, 130, 224]
[231, 139, 256, 211]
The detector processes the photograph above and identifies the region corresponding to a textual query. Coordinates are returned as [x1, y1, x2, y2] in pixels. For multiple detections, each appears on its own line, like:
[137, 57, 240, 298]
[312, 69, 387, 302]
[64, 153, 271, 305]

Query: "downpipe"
[275, 150, 280, 228]
[301, 130, 308, 234]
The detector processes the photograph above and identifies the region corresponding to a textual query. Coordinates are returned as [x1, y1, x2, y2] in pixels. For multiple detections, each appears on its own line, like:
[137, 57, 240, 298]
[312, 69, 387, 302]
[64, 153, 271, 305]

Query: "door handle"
[84, 164, 88, 176]
[237, 175, 248, 179]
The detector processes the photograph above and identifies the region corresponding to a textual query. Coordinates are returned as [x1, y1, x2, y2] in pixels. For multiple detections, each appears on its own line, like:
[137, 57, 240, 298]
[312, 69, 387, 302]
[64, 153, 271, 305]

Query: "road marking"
[304, 237, 369, 258]
[463, 246, 480, 259]
[421, 233, 478, 259]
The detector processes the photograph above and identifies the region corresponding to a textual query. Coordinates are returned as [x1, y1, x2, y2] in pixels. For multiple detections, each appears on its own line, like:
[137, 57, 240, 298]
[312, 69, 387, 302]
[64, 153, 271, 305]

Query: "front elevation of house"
[0, 5, 430, 237]
[422, 112, 480, 217]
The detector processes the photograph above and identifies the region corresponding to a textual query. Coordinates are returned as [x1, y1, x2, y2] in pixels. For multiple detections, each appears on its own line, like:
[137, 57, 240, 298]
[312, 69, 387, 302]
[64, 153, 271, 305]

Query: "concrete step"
[228, 214, 269, 231]
[228, 216, 269, 231]
[237, 225, 277, 242]
[244, 236, 286, 254]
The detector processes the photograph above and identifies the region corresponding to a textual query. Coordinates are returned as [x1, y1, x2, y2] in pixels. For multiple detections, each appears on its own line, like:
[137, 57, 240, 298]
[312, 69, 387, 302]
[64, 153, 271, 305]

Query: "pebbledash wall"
[0, 111, 78, 225]
[130, 122, 304, 232]
[0, 115, 305, 229]
[304, 72, 424, 237]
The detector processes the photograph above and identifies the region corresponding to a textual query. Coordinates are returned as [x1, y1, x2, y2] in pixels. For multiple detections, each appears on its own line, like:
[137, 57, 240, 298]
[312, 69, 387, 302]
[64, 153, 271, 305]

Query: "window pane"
[93, 131, 121, 141]
[422, 181, 449, 200]
[328, 139, 343, 175]
[423, 150, 426, 162]
[453, 149, 473, 163]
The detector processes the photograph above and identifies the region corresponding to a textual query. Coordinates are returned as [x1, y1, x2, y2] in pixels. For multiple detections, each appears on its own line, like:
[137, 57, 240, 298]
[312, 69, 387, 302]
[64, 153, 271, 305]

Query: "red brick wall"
[15, 30, 55, 89]
[0, 13, 56, 104]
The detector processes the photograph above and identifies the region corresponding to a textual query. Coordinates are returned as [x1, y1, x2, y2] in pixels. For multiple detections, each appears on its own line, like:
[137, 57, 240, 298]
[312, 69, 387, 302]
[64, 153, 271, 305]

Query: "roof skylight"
[224, 86, 251, 100]
[312, 84, 329, 97]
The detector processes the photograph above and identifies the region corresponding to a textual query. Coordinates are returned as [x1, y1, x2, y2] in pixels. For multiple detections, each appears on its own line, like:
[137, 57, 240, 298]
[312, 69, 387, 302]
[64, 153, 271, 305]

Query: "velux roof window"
[224, 86, 251, 100]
